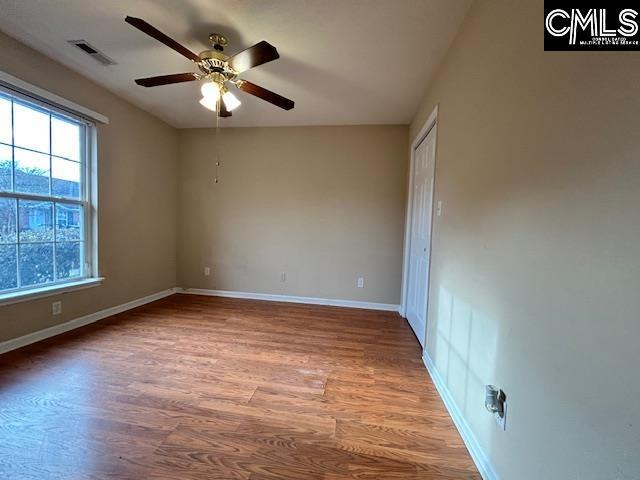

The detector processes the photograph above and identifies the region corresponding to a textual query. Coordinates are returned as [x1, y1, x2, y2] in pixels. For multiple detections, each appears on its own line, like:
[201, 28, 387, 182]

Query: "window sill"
[0, 277, 104, 306]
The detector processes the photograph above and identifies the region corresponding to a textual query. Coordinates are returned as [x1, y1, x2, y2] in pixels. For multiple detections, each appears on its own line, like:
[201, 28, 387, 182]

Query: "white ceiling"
[0, 0, 471, 128]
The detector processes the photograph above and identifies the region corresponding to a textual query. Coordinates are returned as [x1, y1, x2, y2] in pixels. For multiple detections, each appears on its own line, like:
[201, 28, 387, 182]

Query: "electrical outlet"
[357, 277, 364, 288]
[485, 385, 507, 430]
[204, 267, 211, 276]
[280, 272, 286, 282]
[436, 200, 443, 216]
[52, 301, 62, 315]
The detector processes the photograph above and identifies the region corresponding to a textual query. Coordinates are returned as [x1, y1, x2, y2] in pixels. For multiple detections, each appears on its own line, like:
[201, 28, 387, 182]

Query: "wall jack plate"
[495, 402, 507, 430]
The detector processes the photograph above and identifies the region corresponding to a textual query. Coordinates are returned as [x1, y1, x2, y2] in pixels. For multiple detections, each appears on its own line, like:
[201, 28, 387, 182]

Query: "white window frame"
[0, 71, 107, 305]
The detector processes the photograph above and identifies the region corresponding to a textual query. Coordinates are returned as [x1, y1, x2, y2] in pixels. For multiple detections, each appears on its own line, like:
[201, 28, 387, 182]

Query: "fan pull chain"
[214, 101, 221, 184]
[214, 160, 221, 184]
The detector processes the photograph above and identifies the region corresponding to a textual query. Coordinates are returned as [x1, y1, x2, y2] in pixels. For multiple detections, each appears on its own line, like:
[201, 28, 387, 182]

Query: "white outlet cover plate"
[52, 301, 62, 315]
[495, 402, 507, 430]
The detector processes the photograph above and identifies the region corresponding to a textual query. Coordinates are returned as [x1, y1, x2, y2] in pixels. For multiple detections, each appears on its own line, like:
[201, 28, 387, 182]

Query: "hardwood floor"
[0, 295, 480, 479]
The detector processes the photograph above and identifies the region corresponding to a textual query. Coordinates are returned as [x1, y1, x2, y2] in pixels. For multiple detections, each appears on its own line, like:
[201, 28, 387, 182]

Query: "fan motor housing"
[198, 50, 237, 81]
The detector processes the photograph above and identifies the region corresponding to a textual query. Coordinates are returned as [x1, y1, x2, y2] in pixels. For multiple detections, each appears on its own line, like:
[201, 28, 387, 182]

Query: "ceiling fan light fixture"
[200, 81, 221, 101]
[222, 90, 241, 111]
[126, 17, 294, 114]
[199, 96, 219, 111]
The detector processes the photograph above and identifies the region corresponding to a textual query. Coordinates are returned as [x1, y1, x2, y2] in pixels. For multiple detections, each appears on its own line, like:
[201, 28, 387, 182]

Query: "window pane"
[52, 157, 80, 199]
[13, 102, 49, 154]
[19, 200, 53, 243]
[0, 96, 11, 145]
[56, 241, 82, 280]
[0, 197, 17, 244]
[52, 117, 80, 161]
[55, 203, 82, 241]
[0, 244, 17, 290]
[15, 147, 50, 195]
[19, 242, 54, 286]
[0, 144, 11, 192]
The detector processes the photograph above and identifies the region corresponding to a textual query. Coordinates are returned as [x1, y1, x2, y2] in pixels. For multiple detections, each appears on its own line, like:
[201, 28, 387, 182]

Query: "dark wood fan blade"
[228, 41, 279, 73]
[135, 72, 198, 87]
[125, 16, 200, 63]
[219, 99, 232, 117]
[237, 81, 294, 110]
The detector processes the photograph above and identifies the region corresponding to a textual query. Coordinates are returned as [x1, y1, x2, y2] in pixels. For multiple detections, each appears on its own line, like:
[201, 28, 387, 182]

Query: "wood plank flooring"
[0, 294, 480, 479]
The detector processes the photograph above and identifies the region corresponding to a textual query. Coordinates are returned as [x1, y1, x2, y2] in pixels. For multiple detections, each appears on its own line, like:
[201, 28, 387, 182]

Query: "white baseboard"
[0, 286, 397, 355]
[422, 352, 500, 480]
[179, 288, 400, 312]
[0, 287, 179, 355]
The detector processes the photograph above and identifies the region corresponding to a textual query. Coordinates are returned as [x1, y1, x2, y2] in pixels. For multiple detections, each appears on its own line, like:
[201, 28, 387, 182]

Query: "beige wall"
[0, 28, 407, 347]
[412, 1, 640, 479]
[177, 126, 408, 305]
[0, 31, 178, 342]
[4, 3, 639, 476]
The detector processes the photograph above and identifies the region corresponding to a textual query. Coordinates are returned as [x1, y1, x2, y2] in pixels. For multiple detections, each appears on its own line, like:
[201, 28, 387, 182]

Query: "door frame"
[400, 105, 439, 345]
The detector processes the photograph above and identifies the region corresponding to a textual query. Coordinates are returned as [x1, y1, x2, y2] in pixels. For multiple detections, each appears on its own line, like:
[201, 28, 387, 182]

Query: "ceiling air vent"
[68, 40, 116, 66]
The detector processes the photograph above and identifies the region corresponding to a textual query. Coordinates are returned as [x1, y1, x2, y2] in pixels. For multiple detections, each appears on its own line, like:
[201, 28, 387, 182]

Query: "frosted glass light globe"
[200, 82, 221, 100]
[222, 90, 241, 111]
[199, 96, 218, 111]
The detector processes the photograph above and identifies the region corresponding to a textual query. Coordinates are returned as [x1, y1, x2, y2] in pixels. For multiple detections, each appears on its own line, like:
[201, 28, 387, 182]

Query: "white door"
[406, 125, 436, 347]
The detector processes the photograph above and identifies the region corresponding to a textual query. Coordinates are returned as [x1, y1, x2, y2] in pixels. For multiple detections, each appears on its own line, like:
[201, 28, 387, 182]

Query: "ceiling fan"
[125, 16, 295, 118]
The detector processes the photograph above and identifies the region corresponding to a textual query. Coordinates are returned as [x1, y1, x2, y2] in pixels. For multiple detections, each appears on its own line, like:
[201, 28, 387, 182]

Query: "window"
[0, 89, 97, 298]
